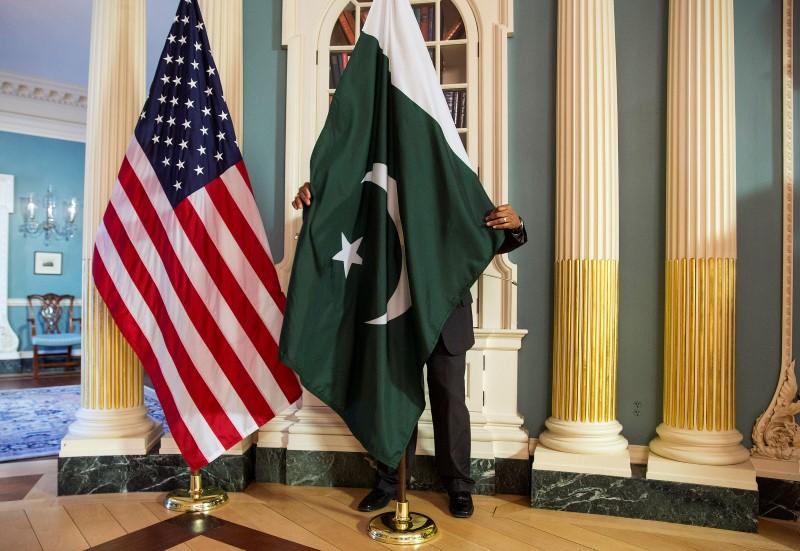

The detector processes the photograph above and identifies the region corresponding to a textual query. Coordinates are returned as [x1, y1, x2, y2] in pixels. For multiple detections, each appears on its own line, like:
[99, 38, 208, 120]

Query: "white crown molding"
[0, 72, 87, 142]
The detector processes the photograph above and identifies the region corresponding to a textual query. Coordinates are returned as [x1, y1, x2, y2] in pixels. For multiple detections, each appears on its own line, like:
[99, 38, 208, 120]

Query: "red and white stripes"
[93, 138, 301, 469]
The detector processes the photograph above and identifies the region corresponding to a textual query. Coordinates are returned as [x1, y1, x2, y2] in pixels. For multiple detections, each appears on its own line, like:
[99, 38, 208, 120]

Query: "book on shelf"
[444, 20, 465, 41]
[443, 89, 467, 128]
[457, 90, 466, 128]
[413, 5, 436, 41]
[330, 53, 342, 88]
[444, 90, 455, 121]
[337, 11, 356, 45]
[330, 52, 353, 88]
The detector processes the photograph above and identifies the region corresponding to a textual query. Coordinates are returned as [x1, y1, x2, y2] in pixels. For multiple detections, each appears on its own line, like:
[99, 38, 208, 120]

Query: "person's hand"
[291, 182, 312, 210]
[486, 204, 522, 230]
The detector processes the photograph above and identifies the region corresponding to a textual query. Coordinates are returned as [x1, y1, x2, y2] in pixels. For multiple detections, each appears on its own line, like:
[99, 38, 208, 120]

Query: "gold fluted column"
[61, 0, 161, 457]
[648, 0, 751, 475]
[534, 0, 629, 476]
[200, 0, 243, 140]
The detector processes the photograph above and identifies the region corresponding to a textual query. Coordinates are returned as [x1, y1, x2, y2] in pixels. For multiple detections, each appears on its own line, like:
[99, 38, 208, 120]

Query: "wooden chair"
[27, 294, 81, 379]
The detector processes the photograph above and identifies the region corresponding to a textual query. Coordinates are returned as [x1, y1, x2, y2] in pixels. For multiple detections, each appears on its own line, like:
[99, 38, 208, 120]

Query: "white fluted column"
[647, 0, 755, 490]
[533, 0, 629, 477]
[61, 0, 161, 457]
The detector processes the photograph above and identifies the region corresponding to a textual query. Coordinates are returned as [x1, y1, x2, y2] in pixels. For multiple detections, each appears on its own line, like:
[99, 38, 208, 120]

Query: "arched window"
[325, 0, 472, 152]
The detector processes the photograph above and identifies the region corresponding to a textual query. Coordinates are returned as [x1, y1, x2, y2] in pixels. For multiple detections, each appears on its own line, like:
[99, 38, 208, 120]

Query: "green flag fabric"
[279, 0, 505, 468]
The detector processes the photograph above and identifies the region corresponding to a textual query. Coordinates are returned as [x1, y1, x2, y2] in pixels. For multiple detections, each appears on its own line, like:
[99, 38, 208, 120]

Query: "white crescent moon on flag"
[363, 163, 412, 325]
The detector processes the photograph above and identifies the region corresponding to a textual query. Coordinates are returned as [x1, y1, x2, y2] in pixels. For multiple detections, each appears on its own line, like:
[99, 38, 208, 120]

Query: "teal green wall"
[735, 0, 783, 448]
[508, 0, 556, 440]
[616, 0, 668, 444]
[0, 131, 85, 348]
[243, 0, 286, 259]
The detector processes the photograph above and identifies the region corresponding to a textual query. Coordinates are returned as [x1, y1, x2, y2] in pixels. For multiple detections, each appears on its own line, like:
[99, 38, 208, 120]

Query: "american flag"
[92, 0, 302, 470]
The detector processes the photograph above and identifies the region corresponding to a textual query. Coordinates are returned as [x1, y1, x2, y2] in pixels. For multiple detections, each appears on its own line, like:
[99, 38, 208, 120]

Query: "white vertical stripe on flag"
[108, 183, 260, 437]
[188, 189, 283, 342]
[219, 168, 275, 262]
[95, 224, 226, 461]
[362, 0, 471, 170]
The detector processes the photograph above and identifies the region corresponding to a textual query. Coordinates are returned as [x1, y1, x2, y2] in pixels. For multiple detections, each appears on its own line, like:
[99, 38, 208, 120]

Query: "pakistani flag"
[280, 0, 505, 468]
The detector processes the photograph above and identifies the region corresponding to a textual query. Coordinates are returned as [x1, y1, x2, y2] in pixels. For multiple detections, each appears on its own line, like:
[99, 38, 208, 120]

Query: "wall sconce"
[19, 187, 79, 244]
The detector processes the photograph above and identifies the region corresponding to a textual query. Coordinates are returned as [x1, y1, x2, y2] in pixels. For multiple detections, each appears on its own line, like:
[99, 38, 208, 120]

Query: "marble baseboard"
[264, 449, 497, 495]
[58, 447, 255, 495]
[758, 476, 800, 521]
[0, 358, 77, 376]
[0, 358, 31, 374]
[531, 464, 758, 532]
[496, 457, 531, 495]
[285, 450, 377, 488]
[255, 447, 287, 484]
[409, 456, 495, 495]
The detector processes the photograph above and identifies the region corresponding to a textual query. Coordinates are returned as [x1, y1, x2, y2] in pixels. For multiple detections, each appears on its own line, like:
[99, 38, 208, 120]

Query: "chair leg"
[32, 346, 39, 380]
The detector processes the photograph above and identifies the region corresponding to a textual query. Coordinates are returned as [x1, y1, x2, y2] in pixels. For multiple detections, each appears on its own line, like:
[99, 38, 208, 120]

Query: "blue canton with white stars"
[134, 0, 242, 207]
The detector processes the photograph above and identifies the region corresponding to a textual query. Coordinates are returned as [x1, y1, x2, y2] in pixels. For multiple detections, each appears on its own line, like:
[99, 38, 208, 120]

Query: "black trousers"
[375, 337, 474, 494]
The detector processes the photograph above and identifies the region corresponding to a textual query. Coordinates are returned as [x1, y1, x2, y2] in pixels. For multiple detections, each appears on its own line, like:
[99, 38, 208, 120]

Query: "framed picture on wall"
[33, 251, 63, 275]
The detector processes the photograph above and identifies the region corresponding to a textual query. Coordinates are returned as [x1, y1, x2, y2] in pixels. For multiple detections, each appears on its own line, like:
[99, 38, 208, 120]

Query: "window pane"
[331, 2, 357, 46]
[441, 43, 467, 85]
[440, 0, 466, 41]
[411, 3, 436, 41]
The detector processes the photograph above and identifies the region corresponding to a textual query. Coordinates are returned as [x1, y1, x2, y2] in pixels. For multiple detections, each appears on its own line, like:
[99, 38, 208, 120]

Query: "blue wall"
[0, 131, 84, 348]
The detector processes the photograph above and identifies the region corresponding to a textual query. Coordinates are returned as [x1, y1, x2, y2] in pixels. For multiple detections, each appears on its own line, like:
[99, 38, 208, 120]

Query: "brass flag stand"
[164, 470, 229, 513]
[367, 454, 438, 544]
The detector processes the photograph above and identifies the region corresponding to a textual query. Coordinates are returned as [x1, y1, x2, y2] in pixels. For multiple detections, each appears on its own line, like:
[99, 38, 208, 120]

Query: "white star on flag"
[332, 233, 364, 278]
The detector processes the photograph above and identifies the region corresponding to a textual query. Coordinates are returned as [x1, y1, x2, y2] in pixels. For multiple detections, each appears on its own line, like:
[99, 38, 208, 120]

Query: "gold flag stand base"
[164, 470, 229, 513]
[367, 452, 438, 544]
[368, 500, 438, 544]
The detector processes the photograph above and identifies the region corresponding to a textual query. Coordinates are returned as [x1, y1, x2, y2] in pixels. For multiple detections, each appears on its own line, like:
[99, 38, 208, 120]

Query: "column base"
[533, 442, 632, 477]
[646, 451, 757, 491]
[649, 423, 750, 465]
[60, 406, 162, 457]
[538, 418, 628, 455]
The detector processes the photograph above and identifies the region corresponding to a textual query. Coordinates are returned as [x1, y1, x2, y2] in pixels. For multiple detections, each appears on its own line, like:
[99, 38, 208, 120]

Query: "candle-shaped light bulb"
[26, 196, 36, 221]
[67, 198, 78, 224]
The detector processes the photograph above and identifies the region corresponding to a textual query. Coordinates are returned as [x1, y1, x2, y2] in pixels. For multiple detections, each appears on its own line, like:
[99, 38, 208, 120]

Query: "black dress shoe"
[357, 488, 394, 512]
[448, 491, 474, 518]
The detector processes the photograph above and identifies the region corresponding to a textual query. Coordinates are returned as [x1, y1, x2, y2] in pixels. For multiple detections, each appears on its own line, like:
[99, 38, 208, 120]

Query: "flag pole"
[367, 448, 438, 544]
[164, 469, 229, 513]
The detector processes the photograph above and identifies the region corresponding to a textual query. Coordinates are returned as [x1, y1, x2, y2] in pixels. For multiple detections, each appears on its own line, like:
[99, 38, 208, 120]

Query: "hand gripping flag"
[92, 0, 301, 470]
[280, 0, 504, 468]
